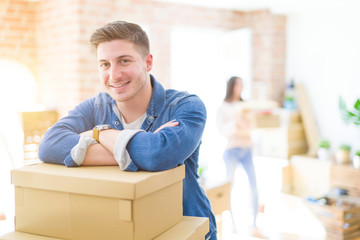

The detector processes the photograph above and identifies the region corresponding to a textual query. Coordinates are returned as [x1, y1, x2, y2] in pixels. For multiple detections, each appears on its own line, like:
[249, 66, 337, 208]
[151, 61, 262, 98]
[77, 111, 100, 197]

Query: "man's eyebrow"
[98, 55, 133, 62]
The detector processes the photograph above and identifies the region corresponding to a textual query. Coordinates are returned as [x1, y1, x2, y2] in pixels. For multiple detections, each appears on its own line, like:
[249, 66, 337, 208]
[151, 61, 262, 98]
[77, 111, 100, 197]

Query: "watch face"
[94, 124, 112, 130]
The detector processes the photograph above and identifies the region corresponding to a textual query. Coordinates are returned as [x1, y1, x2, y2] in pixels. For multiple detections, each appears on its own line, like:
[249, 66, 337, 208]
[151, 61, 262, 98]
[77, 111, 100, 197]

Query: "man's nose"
[110, 65, 121, 80]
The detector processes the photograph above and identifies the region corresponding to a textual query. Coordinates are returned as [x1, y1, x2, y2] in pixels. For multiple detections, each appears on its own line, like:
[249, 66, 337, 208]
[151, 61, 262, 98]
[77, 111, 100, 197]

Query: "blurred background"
[1, 0, 360, 239]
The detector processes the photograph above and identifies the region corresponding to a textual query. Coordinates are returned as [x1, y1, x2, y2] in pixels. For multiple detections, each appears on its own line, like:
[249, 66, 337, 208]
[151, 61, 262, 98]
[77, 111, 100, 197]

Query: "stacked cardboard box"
[1, 217, 208, 240]
[251, 110, 308, 159]
[305, 196, 360, 240]
[330, 164, 360, 197]
[203, 181, 231, 240]
[249, 111, 280, 129]
[1, 163, 209, 240]
[289, 156, 360, 239]
[285, 155, 331, 197]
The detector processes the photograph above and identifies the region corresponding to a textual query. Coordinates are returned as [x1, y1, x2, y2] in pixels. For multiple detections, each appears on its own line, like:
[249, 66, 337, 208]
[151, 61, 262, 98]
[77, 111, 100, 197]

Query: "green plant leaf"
[354, 118, 360, 125]
[339, 144, 351, 151]
[339, 96, 347, 111]
[354, 99, 360, 111]
[339, 96, 360, 125]
[318, 140, 331, 149]
[348, 112, 357, 117]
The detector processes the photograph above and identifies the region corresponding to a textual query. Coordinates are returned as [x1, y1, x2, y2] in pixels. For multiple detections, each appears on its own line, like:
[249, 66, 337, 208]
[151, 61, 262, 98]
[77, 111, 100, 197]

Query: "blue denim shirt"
[38, 75, 217, 239]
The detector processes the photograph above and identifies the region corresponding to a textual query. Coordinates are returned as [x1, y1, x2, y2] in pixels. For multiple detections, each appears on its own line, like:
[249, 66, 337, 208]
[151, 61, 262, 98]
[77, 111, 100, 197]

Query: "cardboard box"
[12, 163, 185, 240]
[289, 155, 331, 197]
[204, 181, 231, 216]
[0, 216, 208, 240]
[251, 127, 308, 159]
[154, 216, 209, 240]
[305, 196, 360, 240]
[250, 112, 280, 128]
[0, 231, 61, 240]
[330, 164, 360, 197]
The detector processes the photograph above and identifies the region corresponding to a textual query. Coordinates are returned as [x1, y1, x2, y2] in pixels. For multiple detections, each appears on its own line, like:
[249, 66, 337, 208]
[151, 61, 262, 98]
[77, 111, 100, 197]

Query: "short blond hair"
[90, 21, 150, 56]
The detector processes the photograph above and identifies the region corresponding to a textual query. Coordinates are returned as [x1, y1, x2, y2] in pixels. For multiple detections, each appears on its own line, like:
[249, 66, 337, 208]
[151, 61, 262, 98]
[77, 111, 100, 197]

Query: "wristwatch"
[93, 124, 112, 142]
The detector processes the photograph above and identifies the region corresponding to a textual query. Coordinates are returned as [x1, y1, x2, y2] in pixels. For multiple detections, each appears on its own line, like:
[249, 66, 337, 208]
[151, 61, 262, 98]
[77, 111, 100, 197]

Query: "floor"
[213, 156, 328, 240]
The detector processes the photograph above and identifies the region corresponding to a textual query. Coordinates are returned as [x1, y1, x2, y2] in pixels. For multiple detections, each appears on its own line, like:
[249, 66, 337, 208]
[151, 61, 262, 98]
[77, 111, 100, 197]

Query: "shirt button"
[149, 116, 154, 120]
[115, 121, 119, 125]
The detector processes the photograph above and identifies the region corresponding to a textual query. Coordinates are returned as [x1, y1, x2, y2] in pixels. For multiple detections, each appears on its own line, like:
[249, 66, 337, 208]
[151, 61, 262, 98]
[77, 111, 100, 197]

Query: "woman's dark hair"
[224, 76, 243, 102]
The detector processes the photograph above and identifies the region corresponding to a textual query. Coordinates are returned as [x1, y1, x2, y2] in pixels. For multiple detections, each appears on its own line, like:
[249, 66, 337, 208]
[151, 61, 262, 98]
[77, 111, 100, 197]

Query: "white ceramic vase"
[353, 155, 360, 169]
[317, 148, 332, 161]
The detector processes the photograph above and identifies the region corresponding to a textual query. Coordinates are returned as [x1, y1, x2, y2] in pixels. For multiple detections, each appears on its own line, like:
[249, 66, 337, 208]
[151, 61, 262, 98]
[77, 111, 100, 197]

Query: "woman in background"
[217, 76, 265, 238]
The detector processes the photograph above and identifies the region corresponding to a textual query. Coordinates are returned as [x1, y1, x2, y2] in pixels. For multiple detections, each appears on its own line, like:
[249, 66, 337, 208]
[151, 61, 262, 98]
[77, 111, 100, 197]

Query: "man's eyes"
[120, 59, 131, 64]
[100, 62, 110, 69]
[99, 59, 131, 69]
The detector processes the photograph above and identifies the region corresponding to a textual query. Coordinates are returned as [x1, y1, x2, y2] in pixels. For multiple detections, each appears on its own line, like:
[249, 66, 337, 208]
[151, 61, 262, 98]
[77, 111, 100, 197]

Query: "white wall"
[170, 27, 252, 178]
[286, 6, 360, 154]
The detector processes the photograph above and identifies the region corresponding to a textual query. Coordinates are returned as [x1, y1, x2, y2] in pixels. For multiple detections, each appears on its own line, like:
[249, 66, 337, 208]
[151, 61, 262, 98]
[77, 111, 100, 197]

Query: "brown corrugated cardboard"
[250, 112, 281, 128]
[203, 181, 231, 240]
[153, 216, 209, 240]
[0, 231, 61, 240]
[290, 156, 330, 197]
[295, 83, 321, 156]
[1, 216, 209, 240]
[204, 181, 231, 216]
[12, 163, 185, 240]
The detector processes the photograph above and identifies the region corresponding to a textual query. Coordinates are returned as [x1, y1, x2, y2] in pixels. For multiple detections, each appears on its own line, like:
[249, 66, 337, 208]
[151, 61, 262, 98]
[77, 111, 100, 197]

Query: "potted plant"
[353, 150, 360, 169]
[335, 144, 351, 164]
[317, 139, 332, 161]
[339, 97, 360, 125]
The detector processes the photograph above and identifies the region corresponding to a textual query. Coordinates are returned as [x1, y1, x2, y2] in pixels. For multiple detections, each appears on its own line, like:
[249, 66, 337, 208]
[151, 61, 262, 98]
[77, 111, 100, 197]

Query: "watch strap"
[93, 124, 112, 142]
[93, 128, 100, 142]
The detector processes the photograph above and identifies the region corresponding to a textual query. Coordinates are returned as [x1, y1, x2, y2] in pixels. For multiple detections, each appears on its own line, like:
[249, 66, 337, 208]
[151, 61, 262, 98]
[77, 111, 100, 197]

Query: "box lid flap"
[11, 163, 185, 199]
[153, 216, 209, 240]
[0, 231, 60, 239]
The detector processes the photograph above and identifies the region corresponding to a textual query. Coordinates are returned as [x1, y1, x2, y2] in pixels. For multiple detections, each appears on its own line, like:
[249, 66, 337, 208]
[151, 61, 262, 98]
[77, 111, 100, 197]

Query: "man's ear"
[146, 53, 153, 72]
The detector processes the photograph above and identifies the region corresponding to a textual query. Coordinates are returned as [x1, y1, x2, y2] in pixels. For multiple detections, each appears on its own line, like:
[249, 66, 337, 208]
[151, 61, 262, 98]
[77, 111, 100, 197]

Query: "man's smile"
[109, 81, 130, 88]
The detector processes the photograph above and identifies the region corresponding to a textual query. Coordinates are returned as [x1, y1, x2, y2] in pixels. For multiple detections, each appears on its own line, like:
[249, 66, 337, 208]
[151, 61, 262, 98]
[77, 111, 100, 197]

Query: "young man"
[38, 21, 217, 239]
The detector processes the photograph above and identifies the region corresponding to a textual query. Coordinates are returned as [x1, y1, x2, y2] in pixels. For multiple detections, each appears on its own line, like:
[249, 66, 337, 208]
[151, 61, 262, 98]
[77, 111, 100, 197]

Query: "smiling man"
[38, 21, 217, 239]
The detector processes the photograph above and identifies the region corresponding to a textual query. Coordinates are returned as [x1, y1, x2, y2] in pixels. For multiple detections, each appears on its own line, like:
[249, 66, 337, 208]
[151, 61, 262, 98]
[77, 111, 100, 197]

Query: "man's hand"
[154, 119, 179, 133]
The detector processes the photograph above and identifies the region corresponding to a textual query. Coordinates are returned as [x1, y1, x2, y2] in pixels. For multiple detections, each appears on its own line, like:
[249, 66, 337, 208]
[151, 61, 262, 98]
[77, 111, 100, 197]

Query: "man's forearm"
[98, 129, 121, 154]
[82, 143, 118, 166]
[82, 121, 178, 168]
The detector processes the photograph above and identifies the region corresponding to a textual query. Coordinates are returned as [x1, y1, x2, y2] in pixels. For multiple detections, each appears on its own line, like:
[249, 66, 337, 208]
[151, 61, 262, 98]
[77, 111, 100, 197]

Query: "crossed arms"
[38, 95, 206, 172]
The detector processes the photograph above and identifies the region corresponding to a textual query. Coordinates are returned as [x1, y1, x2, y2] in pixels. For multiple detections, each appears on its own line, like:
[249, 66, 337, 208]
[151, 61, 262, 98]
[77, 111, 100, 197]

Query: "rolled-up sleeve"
[38, 99, 95, 165]
[126, 95, 206, 172]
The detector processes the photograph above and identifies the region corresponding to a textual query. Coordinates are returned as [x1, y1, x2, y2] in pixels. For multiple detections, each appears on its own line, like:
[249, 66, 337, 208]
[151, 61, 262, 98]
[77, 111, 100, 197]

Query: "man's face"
[96, 39, 153, 104]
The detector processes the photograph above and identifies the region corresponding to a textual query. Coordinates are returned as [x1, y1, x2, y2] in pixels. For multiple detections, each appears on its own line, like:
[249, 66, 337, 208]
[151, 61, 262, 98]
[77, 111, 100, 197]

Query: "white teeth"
[111, 82, 129, 87]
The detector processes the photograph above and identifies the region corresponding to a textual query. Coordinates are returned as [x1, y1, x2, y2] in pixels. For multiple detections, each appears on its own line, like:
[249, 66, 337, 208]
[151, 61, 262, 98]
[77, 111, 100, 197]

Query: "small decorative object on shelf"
[305, 193, 360, 240]
[283, 79, 297, 110]
[317, 139, 332, 161]
[335, 144, 352, 164]
[353, 150, 360, 169]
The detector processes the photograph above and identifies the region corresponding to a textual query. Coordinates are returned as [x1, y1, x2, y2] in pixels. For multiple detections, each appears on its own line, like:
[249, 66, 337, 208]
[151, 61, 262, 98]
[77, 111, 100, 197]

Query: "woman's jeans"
[223, 147, 258, 227]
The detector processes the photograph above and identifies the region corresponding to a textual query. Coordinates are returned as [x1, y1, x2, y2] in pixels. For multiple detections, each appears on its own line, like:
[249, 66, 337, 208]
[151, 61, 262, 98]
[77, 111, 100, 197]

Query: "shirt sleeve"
[216, 103, 237, 138]
[126, 95, 206, 172]
[38, 98, 96, 165]
[70, 135, 98, 166]
[114, 129, 144, 170]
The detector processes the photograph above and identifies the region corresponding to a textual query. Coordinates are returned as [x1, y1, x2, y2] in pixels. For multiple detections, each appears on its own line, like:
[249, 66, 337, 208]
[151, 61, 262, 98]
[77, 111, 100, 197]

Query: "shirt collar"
[146, 74, 166, 119]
